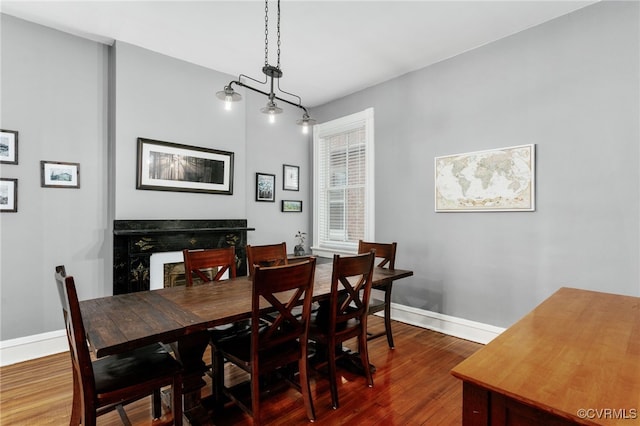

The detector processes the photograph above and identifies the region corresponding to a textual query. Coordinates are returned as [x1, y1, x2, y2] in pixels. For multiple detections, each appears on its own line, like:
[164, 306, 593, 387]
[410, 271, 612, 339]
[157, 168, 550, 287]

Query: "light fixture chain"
[264, 0, 269, 66]
[277, 0, 281, 69]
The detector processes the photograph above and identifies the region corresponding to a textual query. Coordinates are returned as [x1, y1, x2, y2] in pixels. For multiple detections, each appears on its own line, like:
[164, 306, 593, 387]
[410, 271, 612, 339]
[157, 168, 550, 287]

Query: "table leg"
[171, 331, 211, 425]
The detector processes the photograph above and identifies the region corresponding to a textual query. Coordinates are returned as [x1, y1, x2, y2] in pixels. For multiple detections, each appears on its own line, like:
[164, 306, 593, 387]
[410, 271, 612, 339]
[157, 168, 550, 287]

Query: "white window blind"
[312, 108, 374, 257]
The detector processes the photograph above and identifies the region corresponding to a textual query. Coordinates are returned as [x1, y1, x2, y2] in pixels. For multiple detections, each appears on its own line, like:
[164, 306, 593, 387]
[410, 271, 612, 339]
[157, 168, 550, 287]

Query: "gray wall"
[113, 41, 246, 221]
[0, 18, 312, 341]
[311, 1, 639, 327]
[0, 15, 110, 339]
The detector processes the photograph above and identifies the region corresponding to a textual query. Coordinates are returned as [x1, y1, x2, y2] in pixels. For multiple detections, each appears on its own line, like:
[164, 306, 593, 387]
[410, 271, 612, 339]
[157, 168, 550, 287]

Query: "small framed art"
[0, 178, 17, 212]
[256, 172, 275, 202]
[282, 200, 302, 212]
[0, 129, 18, 165]
[41, 161, 80, 188]
[283, 164, 299, 191]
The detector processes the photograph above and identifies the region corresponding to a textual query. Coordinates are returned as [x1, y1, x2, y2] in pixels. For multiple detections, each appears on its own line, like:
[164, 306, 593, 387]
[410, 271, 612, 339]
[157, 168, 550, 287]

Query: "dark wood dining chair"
[247, 242, 314, 320]
[358, 240, 398, 349]
[182, 247, 244, 393]
[182, 246, 237, 286]
[54, 265, 183, 426]
[246, 242, 288, 276]
[212, 259, 317, 425]
[309, 251, 376, 409]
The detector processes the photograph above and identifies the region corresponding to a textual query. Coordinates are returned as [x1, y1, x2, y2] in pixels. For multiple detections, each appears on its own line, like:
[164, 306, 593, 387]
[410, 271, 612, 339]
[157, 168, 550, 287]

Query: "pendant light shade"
[261, 100, 283, 124]
[260, 101, 283, 116]
[216, 86, 242, 110]
[296, 114, 317, 134]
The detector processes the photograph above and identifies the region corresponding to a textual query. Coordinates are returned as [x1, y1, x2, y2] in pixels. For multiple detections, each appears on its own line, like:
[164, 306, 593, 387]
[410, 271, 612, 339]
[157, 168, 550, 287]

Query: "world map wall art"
[434, 144, 535, 212]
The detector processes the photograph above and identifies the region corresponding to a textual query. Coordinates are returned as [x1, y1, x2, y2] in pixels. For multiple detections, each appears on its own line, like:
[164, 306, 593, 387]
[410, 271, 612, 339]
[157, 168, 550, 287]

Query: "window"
[312, 108, 374, 257]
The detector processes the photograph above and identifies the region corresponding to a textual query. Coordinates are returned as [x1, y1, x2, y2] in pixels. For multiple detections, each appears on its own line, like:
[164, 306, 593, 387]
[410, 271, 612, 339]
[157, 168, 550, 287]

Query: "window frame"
[311, 108, 375, 257]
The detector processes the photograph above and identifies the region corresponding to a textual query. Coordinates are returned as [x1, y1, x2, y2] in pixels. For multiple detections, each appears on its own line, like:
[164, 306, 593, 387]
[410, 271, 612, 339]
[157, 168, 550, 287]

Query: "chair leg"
[172, 374, 183, 426]
[213, 349, 225, 411]
[70, 367, 81, 425]
[298, 353, 316, 422]
[383, 283, 394, 349]
[210, 344, 216, 398]
[152, 389, 161, 419]
[251, 366, 261, 426]
[84, 406, 97, 426]
[359, 332, 374, 388]
[328, 343, 339, 409]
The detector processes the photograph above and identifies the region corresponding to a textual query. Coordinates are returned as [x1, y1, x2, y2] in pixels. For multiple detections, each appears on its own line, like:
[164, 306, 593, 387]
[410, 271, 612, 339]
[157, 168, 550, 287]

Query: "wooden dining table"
[80, 261, 413, 423]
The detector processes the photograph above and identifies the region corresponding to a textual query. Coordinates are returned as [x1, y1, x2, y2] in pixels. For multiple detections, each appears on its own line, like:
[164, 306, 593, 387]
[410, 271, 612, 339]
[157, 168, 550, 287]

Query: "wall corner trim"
[0, 329, 68, 367]
[389, 303, 505, 345]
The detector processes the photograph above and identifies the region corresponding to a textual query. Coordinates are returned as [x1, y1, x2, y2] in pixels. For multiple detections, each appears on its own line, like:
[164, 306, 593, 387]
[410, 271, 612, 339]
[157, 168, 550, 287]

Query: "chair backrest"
[246, 242, 288, 276]
[250, 258, 316, 360]
[182, 247, 237, 286]
[358, 240, 397, 270]
[54, 266, 97, 407]
[327, 251, 376, 333]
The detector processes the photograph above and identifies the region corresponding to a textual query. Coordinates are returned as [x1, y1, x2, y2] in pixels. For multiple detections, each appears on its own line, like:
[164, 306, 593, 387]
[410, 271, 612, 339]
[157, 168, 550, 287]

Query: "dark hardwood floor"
[0, 317, 482, 425]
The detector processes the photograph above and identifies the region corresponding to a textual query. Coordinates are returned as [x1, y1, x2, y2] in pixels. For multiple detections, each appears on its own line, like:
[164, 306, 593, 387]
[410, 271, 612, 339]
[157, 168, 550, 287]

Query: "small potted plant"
[294, 231, 307, 256]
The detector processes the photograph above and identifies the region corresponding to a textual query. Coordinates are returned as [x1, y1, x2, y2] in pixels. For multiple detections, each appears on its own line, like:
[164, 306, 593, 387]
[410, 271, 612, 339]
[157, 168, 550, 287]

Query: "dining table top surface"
[80, 261, 413, 358]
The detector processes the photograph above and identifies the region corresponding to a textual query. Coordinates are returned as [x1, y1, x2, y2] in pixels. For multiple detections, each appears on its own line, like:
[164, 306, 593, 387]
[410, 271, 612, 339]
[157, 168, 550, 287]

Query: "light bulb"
[224, 95, 233, 111]
[297, 114, 315, 133]
[269, 113, 276, 124]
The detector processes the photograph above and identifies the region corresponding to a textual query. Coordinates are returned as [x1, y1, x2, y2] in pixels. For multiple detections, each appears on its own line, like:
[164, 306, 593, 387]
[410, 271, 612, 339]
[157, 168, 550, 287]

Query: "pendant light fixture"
[215, 0, 316, 133]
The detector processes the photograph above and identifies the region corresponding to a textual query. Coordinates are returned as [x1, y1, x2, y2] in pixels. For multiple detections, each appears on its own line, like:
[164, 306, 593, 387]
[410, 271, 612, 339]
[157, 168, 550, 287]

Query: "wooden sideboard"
[451, 287, 640, 426]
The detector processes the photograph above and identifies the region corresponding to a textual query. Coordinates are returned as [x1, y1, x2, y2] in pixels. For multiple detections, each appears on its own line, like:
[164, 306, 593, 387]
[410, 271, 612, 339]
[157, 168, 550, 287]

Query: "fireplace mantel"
[113, 219, 254, 294]
[114, 227, 254, 236]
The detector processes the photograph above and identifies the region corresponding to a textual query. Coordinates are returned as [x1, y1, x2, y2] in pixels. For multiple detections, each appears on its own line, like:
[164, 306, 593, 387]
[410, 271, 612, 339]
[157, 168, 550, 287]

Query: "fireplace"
[149, 250, 185, 290]
[113, 219, 253, 294]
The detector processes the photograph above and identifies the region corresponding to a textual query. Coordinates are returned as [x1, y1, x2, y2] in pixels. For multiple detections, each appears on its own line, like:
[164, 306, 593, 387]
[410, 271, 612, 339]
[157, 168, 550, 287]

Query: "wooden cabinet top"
[451, 287, 640, 425]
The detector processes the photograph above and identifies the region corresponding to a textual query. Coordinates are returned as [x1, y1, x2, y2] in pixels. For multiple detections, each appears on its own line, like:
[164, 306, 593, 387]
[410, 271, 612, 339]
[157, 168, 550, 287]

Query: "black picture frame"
[0, 129, 18, 165]
[281, 200, 302, 212]
[0, 178, 18, 212]
[137, 138, 234, 195]
[41, 161, 80, 188]
[283, 164, 300, 191]
[256, 172, 276, 202]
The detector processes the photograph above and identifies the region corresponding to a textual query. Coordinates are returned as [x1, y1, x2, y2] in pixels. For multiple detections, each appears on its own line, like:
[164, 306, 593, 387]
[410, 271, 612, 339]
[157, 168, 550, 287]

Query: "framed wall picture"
[41, 161, 80, 188]
[0, 129, 18, 165]
[0, 178, 17, 212]
[256, 172, 275, 202]
[282, 200, 302, 212]
[435, 144, 535, 212]
[283, 164, 299, 191]
[137, 138, 234, 195]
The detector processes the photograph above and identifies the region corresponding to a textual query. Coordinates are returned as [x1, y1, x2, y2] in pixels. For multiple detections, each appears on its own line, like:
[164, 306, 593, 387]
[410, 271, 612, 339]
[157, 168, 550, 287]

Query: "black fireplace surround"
[113, 219, 254, 294]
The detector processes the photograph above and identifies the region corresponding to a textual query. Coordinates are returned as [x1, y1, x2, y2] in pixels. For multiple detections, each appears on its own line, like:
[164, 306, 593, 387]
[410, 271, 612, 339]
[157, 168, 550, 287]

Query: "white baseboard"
[0, 304, 504, 366]
[0, 329, 68, 367]
[389, 303, 505, 345]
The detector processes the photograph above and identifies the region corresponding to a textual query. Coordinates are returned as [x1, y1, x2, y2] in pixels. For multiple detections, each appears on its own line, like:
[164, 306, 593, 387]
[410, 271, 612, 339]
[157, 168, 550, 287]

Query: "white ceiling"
[1, 0, 597, 107]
